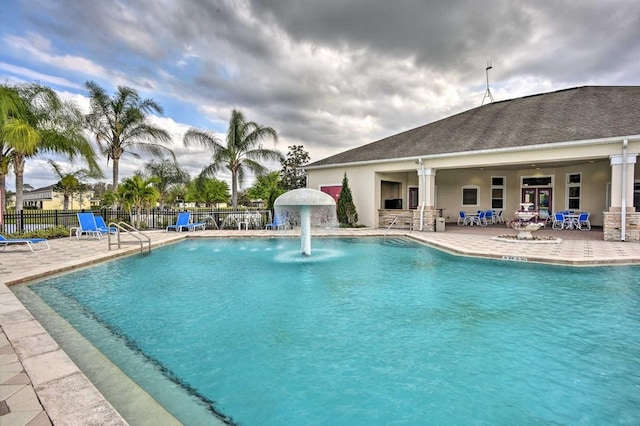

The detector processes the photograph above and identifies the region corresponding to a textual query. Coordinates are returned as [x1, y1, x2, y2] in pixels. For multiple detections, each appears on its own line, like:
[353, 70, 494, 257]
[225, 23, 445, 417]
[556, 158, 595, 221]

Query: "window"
[462, 186, 479, 206]
[491, 176, 505, 209]
[567, 173, 581, 210]
[522, 176, 552, 186]
[408, 187, 418, 209]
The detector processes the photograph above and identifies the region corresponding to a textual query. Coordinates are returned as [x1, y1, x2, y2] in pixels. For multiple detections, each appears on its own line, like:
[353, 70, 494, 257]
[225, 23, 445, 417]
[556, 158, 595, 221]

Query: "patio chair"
[457, 211, 471, 226]
[485, 210, 494, 224]
[472, 210, 488, 226]
[95, 216, 118, 235]
[0, 234, 50, 252]
[166, 212, 206, 232]
[265, 214, 290, 230]
[544, 211, 554, 226]
[578, 212, 591, 230]
[496, 210, 504, 224]
[552, 212, 568, 230]
[75, 212, 103, 239]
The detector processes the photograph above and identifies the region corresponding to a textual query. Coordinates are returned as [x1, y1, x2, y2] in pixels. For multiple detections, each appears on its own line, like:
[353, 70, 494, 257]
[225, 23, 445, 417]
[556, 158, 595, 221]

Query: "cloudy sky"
[1, 0, 639, 191]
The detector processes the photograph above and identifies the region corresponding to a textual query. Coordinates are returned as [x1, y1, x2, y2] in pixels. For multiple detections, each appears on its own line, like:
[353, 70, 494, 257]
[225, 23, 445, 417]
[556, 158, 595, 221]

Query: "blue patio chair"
[473, 210, 488, 226]
[552, 212, 567, 230]
[265, 214, 290, 230]
[496, 210, 504, 224]
[578, 212, 591, 230]
[75, 212, 103, 239]
[0, 234, 50, 252]
[166, 212, 206, 232]
[95, 216, 118, 235]
[485, 210, 494, 224]
[457, 211, 471, 226]
[166, 212, 190, 232]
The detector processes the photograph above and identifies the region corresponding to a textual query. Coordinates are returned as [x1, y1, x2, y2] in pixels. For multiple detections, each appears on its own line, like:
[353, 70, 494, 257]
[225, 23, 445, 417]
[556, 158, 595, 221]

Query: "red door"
[321, 185, 341, 202]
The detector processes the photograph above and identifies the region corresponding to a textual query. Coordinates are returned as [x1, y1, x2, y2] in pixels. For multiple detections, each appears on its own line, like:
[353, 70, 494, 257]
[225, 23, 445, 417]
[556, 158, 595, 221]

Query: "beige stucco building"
[306, 86, 640, 241]
[22, 184, 95, 210]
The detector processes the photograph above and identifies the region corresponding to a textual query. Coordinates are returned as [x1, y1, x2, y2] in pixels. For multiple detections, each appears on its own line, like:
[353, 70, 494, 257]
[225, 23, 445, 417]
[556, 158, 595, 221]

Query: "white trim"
[610, 154, 638, 165]
[408, 185, 418, 209]
[318, 183, 342, 190]
[566, 172, 582, 211]
[305, 134, 640, 170]
[491, 176, 506, 210]
[461, 185, 480, 207]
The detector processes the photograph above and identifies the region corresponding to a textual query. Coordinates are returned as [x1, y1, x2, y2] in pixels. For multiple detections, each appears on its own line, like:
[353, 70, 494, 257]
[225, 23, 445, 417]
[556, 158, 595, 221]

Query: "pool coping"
[1, 228, 639, 425]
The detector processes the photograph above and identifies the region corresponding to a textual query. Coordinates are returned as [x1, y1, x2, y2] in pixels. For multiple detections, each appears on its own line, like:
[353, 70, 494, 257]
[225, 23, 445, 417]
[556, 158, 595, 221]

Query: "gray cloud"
[5, 0, 640, 190]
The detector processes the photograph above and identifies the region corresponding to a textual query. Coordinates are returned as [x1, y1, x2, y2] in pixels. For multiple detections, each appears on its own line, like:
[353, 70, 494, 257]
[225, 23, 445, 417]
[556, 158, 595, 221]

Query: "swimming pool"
[16, 237, 640, 424]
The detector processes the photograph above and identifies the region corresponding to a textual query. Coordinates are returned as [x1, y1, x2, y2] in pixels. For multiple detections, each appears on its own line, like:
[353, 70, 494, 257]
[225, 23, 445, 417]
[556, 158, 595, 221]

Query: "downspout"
[418, 159, 425, 231]
[621, 139, 628, 241]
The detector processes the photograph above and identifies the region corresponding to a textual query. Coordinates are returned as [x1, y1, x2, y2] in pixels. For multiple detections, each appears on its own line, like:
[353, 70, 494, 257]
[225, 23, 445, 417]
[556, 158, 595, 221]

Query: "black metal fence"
[1, 208, 274, 234]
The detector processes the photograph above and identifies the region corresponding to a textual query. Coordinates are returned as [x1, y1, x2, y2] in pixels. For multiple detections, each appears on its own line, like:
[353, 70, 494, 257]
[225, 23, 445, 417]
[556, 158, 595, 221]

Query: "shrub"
[3, 226, 69, 240]
[336, 173, 359, 227]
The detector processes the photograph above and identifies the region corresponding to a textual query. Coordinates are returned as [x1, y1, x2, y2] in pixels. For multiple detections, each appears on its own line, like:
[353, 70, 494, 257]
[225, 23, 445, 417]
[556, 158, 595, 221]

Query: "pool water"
[24, 237, 640, 425]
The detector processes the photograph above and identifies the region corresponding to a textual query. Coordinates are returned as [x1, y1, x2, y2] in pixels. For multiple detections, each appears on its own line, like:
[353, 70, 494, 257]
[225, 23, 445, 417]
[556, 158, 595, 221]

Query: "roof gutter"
[305, 134, 640, 170]
[621, 139, 628, 241]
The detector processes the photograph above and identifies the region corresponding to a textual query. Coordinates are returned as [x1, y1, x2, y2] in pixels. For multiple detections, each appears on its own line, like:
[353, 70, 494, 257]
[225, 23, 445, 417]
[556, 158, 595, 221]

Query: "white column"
[417, 167, 437, 209]
[300, 205, 311, 255]
[609, 154, 637, 211]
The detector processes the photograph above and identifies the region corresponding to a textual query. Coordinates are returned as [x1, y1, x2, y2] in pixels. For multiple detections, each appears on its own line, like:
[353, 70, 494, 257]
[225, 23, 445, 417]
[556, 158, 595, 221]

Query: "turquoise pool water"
[25, 237, 640, 425]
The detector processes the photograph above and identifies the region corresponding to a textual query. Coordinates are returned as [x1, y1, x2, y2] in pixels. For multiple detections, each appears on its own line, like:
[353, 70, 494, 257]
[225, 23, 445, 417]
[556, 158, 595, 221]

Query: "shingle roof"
[308, 86, 640, 167]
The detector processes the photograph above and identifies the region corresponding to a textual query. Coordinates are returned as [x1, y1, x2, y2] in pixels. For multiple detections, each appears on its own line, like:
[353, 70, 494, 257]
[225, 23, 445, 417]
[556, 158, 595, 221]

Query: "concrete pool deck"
[0, 226, 638, 425]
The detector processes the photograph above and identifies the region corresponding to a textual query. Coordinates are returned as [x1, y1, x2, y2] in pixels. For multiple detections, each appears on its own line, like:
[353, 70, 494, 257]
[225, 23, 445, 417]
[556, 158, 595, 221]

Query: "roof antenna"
[481, 61, 494, 105]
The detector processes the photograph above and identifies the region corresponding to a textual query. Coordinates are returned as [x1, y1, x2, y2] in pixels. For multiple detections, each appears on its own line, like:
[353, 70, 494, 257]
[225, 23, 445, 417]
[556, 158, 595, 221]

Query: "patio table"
[563, 214, 580, 230]
[465, 212, 478, 225]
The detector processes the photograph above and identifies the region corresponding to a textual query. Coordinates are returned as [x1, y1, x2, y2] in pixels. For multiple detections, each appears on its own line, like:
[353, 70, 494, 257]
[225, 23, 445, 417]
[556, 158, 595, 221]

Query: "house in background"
[306, 86, 640, 241]
[22, 184, 95, 210]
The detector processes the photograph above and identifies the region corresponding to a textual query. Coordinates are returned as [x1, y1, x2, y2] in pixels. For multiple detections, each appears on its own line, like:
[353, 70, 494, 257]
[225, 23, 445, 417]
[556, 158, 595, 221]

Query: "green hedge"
[1, 226, 70, 240]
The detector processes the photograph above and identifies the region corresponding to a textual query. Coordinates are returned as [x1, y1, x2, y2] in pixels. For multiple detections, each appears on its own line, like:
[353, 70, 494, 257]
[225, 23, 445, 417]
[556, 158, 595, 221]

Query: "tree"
[85, 81, 173, 190]
[100, 190, 117, 209]
[167, 183, 188, 208]
[117, 175, 159, 228]
[144, 159, 189, 209]
[0, 85, 25, 230]
[183, 109, 282, 209]
[49, 160, 98, 210]
[247, 171, 284, 210]
[1, 83, 100, 228]
[337, 173, 358, 227]
[186, 177, 229, 207]
[280, 145, 310, 190]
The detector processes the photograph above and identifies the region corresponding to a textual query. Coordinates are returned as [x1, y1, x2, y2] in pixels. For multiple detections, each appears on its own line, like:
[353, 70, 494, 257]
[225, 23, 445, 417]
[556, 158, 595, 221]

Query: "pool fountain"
[510, 220, 545, 239]
[274, 188, 338, 255]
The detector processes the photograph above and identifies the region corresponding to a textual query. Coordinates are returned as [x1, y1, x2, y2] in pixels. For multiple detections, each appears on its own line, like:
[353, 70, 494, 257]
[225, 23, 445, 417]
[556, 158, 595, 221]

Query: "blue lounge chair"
[75, 212, 103, 239]
[166, 212, 206, 232]
[0, 234, 50, 252]
[95, 216, 118, 235]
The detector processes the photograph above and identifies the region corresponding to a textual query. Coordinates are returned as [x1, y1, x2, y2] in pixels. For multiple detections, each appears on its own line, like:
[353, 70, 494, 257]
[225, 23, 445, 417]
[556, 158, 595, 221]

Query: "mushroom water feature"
[274, 188, 338, 256]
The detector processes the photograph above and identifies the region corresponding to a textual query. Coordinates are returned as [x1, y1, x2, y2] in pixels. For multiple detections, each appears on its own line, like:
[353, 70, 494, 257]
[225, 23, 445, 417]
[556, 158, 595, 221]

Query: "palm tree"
[0, 85, 28, 231]
[1, 83, 100, 225]
[117, 175, 159, 228]
[84, 81, 173, 190]
[247, 171, 285, 211]
[144, 159, 189, 209]
[48, 160, 100, 210]
[183, 109, 282, 209]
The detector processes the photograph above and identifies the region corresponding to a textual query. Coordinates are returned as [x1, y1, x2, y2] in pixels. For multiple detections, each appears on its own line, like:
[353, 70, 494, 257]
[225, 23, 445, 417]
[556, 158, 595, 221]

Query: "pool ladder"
[107, 222, 151, 254]
[383, 215, 400, 238]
